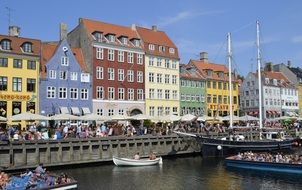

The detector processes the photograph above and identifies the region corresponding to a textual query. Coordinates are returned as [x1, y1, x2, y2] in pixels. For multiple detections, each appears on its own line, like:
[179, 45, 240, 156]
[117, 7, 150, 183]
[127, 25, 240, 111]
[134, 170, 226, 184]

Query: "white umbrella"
[130, 114, 151, 120]
[9, 112, 50, 121]
[181, 114, 197, 122]
[220, 115, 240, 121]
[50, 113, 79, 120]
[238, 115, 259, 121]
[162, 114, 181, 122]
[197, 116, 214, 121]
[79, 113, 109, 121]
[297, 117, 302, 121]
[275, 116, 298, 120]
[110, 115, 131, 121]
[0, 116, 7, 121]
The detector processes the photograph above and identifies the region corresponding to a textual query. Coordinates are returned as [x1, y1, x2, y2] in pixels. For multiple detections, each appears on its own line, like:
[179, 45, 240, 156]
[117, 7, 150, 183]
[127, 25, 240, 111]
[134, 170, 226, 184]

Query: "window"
[81, 73, 90, 82]
[133, 39, 140, 47]
[70, 88, 78, 99]
[108, 68, 115, 80]
[118, 88, 125, 100]
[93, 32, 102, 42]
[137, 71, 143, 83]
[246, 100, 250, 107]
[157, 58, 162, 67]
[118, 69, 124, 81]
[207, 94, 211, 103]
[118, 51, 124, 62]
[81, 89, 89, 100]
[137, 89, 144, 100]
[96, 48, 104, 59]
[165, 90, 170, 100]
[149, 89, 155, 99]
[157, 89, 163, 99]
[172, 75, 177, 84]
[218, 95, 222, 104]
[127, 70, 134, 82]
[233, 83, 237, 90]
[108, 109, 114, 116]
[127, 52, 134, 63]
[157, 107, 163, 116]
[96, 86, 104, 99]
[118, 109, 124, 115]
[96, 67, 104, 79]
[149, 44, 155, 51]
[59, 71, 68, 80]
[22, 42, 32, 53]
[172, 61, 177, 69]
[159, 46, 165, 52]
[108, 35, 115, 42]
[218, 72, 224, 79]
[223, 96, 227, 104]
[212, 82, 217, 89]
[233, 96, 237, 104]
[245, 91, 249, 96]
[49, 70, 56, 79]
[61, 56, 69, 66]
[97, 109, 103, 116]
[59, 87, 67, 99]
[0, 76, 8, 91]
[149, 57, 154, 66]
[47, 86, 56, 98]
[164, 59, 170, 68]
[70, 72, 78, 81]
[149, 106, 155, 116]
[213, 95, 217, 103]
[157, 74, 162, 83]
[207, 81, 211, 88]
[218, 82, 222, 89]
[128, 88, 134, 100]
[165, 107, 170, 115]
[108, 87, 115, 100]
[108, 49, 115, 61]
[1, 40, 11, 50]
[0, 58, 8, 67]
[149, 73, 154, 82]
[137, 54, 143, 64]
[165, 74, 170, 84]
[206, 70, 212, 77]
[169, 48, 175, 54]
[173, 107, 177, 113]
[13, 59, 22, 68]
[172, 90, 177, 99]
[27, 78, 36, 92]
[121, 37, 128, 45]
[13, 77, 22, 92]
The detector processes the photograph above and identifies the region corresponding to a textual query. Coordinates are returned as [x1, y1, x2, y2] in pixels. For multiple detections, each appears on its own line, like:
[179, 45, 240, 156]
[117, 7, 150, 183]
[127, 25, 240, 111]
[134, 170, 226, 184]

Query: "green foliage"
[143, 119, 153, 128]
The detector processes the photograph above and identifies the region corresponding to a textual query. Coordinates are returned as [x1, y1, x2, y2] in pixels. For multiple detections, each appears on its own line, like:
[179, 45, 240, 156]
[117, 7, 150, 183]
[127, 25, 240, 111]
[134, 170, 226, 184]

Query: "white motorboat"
[113, 156, 163, 166]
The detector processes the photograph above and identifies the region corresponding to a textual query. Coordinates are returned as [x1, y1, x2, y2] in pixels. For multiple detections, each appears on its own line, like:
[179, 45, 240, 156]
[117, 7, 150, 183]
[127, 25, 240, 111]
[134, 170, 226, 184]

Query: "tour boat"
[112, 156, 163, 166]
[225, 155, 302, 174]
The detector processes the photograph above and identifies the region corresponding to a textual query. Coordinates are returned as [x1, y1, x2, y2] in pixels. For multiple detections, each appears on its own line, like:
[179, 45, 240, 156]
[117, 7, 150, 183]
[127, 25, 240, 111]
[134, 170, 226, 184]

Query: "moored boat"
[113, 156, 163, 166]
[225, 154, 302, 174]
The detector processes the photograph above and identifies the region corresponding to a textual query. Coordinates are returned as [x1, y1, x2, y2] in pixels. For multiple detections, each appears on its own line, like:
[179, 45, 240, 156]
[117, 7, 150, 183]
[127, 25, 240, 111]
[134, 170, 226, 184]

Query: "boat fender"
[159, 157, 163, 165]
[217, 145, 222, 150]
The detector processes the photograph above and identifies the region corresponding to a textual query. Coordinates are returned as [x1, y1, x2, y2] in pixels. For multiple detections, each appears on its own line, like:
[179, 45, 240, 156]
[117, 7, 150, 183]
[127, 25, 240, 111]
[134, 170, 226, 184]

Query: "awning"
[71, 107, 81, 115]
[60, 107, 69, 114]
[82, 107, 91, 115]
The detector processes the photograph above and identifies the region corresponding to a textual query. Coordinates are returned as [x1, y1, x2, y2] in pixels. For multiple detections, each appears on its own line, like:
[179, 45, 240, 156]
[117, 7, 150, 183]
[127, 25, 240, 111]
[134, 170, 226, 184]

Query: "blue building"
[39, 39, 92, 116]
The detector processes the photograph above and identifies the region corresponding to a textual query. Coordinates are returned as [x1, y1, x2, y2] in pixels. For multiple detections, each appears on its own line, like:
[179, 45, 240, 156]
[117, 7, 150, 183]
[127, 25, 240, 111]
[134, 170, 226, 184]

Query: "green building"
[180, 64, 206, 116]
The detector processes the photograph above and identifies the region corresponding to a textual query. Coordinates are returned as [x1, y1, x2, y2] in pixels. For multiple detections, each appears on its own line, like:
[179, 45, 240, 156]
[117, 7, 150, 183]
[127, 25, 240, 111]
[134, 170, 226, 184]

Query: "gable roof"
[0, 35, 41, 56]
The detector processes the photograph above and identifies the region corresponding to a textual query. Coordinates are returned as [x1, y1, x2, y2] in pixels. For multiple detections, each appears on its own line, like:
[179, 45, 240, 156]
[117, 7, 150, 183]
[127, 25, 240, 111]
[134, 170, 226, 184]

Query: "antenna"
[5, 7, 13, 26]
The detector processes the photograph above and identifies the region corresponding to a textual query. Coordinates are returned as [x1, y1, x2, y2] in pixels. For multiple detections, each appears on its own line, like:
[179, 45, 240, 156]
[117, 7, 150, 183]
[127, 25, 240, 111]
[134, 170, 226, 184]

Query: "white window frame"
[157, 89, 163, 99]
[149, 73, 154, 82]
[137, 89, 144, 100]
[108, 87, 115, 100]
[81, 89, 89, 100]
[96, 86, 104, 99]
[49, 70, 56, 79]
[157, 58, 162, 67]
[108, 49, 115, 61]
[137, 71, 143, 83]
[59, 71, 68, 80]
[70, 88, 78, 99]
[172, 90, 177, 99]
[96, 67, 104, 79]
[118, 69, 124, 81]
[96, 48, 104, 60]
[127, 52, 134, 63]
[165, 74, 170, 84]
[169, 48, 175, 54]
[127, 70, 134, 82]
[149, 88, 155, 99]
[149, 44, 155, 51]
[61, 56, 69, 66]
[149, 57, 154, 66]
[118, 88, 125, 100]
[128, 88, 134, 100]
[157, 74, 162, 83]
[58, 87, 67, 99]
[137, 54, 143, 64]
[172, 75, 177, 84]
[108, 68, 115, 80]
[118, 50, 124, 62]
[47, 86, 56, 98]
[70, 72, 78, 81]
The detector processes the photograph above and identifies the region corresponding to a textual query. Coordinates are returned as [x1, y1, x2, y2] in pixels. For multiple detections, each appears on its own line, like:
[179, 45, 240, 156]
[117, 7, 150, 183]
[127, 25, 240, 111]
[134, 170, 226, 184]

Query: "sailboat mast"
[256, 20, 263, 129]
[227, 32, 233, 128]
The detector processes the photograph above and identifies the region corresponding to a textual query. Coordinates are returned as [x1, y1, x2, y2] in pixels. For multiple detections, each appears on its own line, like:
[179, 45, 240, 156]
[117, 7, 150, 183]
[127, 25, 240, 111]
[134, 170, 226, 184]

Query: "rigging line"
[231, 21, 254, 34]
[213, 39, 226, 63]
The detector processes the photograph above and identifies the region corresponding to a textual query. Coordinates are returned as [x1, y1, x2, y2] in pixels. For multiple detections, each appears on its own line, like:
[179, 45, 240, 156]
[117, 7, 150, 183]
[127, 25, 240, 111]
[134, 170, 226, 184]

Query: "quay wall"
[0, 135, 200, 170]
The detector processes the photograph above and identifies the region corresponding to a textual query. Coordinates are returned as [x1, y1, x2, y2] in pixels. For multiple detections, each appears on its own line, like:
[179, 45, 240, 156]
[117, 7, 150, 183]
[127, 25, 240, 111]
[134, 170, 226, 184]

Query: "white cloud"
[291, 35, 302, 43]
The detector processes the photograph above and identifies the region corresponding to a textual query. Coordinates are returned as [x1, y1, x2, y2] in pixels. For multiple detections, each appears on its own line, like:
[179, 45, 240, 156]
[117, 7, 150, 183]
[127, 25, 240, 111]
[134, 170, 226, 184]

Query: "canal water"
[56, 154, 302, 190]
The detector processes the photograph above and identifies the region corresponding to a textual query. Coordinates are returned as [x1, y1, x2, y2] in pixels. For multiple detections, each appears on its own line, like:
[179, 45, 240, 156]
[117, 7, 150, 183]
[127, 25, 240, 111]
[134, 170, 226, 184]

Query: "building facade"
[136, 26, 180, 117]
[187, 53, 240, 117]
[0, 27, 41, 129]
[179, 64, 206, 116]
[39, 39, 92, 116]
[68, 18, 145, 117]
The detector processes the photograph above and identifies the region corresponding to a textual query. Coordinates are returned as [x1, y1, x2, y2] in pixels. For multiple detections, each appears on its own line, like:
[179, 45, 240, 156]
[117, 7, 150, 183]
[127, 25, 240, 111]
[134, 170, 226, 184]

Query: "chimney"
[287, 60, 291, 68]
[60, 23, 68, 40]
[9, 26, 20, 37]
[131, 24, 136, 31]
[264, 62, 272, 72]
[200, 52, 208, 63]
[151, 25, 157, 32]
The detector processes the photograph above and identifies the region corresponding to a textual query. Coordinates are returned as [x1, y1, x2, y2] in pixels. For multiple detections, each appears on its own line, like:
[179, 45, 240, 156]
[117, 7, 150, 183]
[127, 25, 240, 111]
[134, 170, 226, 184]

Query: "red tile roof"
[0, 35, 41, 56]
[136, 26, 179, 59]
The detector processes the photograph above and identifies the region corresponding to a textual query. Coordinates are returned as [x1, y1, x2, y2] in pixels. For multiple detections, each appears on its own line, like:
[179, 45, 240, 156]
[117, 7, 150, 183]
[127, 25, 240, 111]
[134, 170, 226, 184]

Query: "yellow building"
[136, 26, 180, 117]
[188, 52, 240, 117]
[0, 27, 41, 129]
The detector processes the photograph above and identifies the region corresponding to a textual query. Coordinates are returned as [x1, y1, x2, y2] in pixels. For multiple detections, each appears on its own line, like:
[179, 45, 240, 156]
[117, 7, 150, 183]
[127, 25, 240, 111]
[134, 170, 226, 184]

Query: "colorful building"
[0, 26, 41, 129]
[68, 18, 145, 116]
[179, 64, 206, 116]
[136, 26, 180, 117]
[39, 37, 92, 116]
[187, 52, 240, 117]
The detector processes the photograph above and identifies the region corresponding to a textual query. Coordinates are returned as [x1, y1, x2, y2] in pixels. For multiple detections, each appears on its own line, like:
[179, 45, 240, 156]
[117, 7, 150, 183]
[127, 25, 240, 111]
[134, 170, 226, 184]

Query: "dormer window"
[218, 72, 224, 78]
[273, 79, 277, 86]
[133, 39, 140, 47]
[149, 44, 155, 51]
[22, 42, 32, 53]
[169, 47, 175, 54]
[108, 34, 115, 42]
[92, 32, 102, 42]
[1, 39, 11, 50]
[159, 46, 165, 52]
[121, 37, 128, 45]
[206, 70, 212, 77]
[265, 78, 269, 84]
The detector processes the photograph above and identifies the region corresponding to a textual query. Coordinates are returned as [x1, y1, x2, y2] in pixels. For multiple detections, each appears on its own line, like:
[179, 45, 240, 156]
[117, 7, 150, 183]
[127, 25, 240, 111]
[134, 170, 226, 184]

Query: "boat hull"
[225, 156, 302, 174]
[113, 156, 162, 166]
[197, 136, 294, 157]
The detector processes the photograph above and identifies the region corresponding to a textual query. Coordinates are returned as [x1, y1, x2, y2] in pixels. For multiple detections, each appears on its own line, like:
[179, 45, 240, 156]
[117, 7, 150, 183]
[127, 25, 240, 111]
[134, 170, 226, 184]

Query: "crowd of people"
[0, 164, 72, 189]
[235, 151, 302, 164]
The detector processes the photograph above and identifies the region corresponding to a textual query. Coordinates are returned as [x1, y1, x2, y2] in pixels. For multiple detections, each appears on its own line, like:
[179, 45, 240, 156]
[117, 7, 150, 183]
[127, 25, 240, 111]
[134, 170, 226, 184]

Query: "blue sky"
[0, 0, 301, 76]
